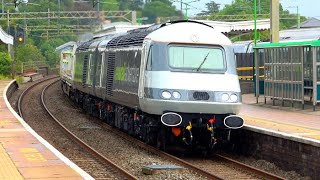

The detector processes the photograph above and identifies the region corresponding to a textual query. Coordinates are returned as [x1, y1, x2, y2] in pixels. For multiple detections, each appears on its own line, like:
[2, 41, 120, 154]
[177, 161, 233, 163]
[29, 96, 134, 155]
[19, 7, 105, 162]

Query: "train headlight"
[172, 91, 181, 99]
[230, 94, 238, 102]
[221, 93, 229, 102]
[161, 91, 171, 99]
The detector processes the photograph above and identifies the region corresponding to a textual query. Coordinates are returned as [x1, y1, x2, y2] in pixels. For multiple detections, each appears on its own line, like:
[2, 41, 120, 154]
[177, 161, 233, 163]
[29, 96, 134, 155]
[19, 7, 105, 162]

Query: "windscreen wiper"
[196, 51, 210, 72]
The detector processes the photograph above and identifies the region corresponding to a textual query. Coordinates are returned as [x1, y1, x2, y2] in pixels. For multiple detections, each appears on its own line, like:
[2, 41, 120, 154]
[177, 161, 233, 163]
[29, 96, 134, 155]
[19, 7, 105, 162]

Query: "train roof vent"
[107, 30, 153, 48]
[76, 40, 94, 51]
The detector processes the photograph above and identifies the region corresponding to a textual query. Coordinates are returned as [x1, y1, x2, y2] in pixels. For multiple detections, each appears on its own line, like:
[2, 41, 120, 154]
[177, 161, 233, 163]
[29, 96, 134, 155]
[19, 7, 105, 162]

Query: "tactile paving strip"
[0, 143, 23, 180]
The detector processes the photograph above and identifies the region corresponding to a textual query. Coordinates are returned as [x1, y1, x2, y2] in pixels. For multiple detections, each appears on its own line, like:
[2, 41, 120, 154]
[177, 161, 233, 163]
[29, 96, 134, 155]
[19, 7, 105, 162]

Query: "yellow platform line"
[0, 144, 23, 180]
[242, 115, 320, 140]
[242, 114, 320, 131]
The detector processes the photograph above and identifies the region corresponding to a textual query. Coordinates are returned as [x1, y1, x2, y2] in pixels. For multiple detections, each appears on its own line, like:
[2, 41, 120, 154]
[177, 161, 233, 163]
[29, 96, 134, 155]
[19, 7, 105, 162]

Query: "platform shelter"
[254, 40, 320, 110]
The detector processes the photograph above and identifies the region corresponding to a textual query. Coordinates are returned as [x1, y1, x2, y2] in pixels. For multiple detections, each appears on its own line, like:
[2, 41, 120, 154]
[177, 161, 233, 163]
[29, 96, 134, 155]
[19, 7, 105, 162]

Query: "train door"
[93, 49, 103, 97]
[96, 51, 106, 98]
[67, 52, 73, 79]
[138, 40, 151, 99]
[86, 54, 94, 87]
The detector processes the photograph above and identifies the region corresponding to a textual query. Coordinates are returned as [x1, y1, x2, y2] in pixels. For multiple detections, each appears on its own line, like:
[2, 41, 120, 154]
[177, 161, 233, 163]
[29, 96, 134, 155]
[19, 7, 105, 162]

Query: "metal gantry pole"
[297, 6, 300, 28]
[24, 11, 27, 43]
[2, 0, 4, 16]
[180, 0, 183, 19]
[7, 9, 15, 78]
[58, 0, 60, 34]
[254, 0, 257, 46]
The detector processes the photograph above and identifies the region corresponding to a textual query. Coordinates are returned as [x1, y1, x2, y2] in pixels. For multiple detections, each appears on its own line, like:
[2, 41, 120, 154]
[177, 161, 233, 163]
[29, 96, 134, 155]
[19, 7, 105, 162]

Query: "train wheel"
[156, 128, 166, 151]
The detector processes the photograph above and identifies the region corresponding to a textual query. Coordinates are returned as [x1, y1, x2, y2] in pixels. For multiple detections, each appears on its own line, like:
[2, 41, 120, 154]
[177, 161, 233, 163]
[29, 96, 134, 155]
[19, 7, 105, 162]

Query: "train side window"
[87, 54, 93, 85]
[146, 45, 152, 70]
[100, 53, 105, 87]
[95, 53, 102, 87]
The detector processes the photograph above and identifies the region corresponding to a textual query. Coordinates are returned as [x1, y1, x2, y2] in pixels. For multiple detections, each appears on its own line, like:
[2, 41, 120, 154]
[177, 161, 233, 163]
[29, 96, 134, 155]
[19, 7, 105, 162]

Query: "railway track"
[183, 154, 285, 180]
[17, 78, 285, 179]
[91, 115, 285, 180]
[18, 77, 137, 180]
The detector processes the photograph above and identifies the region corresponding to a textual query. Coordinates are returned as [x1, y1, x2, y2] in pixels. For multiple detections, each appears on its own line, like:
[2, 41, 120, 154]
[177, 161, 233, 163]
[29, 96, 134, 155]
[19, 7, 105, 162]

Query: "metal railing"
[255, 41, 320, 111]
[21, 61, 49, 74]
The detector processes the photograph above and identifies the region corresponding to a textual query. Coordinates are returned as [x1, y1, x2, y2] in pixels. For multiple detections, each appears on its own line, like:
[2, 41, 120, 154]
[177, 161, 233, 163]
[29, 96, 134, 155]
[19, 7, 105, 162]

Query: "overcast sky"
[173, 0, 319, 18]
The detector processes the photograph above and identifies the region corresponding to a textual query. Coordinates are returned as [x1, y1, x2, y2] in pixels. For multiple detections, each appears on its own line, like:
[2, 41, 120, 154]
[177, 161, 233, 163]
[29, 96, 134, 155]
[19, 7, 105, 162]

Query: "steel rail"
[97, 121, 224, 179]
[18, 76, 59, 118]
[114, 125, 285, 179]
[72, 100, 286, 179]
[214, 154, 285, 180]
[41, 80, 138, 180]
[18, 77, 284, 179]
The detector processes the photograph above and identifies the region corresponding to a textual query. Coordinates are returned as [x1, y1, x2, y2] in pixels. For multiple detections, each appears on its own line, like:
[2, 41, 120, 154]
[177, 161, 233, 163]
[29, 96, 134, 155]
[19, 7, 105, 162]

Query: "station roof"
[196, 19, 270, 34]
[0, 27, 13, 45]
[93, 19, 270, 37]
[299, 17, 320, 28]
[280, 28, 320, 41]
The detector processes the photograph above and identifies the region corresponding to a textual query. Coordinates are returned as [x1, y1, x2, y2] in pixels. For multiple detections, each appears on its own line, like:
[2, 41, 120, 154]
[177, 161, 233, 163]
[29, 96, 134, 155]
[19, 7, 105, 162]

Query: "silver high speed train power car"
[61, 20, 244, 151]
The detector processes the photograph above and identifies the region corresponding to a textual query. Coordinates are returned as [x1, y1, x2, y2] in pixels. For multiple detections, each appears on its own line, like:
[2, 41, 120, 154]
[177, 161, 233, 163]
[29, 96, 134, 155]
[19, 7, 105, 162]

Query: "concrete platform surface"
[240, 94, 320, 142]
[0, 80, 92, 179]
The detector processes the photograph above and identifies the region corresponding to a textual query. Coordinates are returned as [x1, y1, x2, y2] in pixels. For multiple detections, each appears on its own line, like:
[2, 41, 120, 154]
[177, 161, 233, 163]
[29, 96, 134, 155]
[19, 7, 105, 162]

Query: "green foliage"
[39, 39, 67, 67]
[142, 1, 180, 23]
[0, 45, 8, 53]
[15, 75, 23, 84]
[0, 74, 11, 80]
[15, 44, 45, 73]
[197, 1, 220, 16]
[206, 0, 306, 41]
[0, 52, 12, 76]
[100, 0, 119, 11]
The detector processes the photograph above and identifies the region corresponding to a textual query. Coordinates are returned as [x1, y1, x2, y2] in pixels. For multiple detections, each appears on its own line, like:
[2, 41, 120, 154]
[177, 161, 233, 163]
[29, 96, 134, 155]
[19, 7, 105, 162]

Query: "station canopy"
[0, 27, 13, 45]
[196, 19, 270, 34]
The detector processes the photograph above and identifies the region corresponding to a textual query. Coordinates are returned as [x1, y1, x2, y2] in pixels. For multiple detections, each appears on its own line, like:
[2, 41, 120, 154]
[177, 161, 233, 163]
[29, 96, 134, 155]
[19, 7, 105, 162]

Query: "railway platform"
[240, 93, 320, 143]
[0, 80, 92, 179]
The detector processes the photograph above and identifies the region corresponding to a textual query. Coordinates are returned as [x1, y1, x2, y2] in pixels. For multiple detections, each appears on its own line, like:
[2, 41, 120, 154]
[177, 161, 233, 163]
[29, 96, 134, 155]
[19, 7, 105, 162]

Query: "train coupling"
[224, 115, 244, 129]
[207, 118, 217, 148]
[182, 121, 193, 146]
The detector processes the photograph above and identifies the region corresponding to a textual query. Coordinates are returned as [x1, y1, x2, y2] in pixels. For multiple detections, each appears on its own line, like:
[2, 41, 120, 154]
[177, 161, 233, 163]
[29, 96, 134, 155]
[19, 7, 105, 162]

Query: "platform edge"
[244, 124, 320, 147]
[3, 80, 94, 180]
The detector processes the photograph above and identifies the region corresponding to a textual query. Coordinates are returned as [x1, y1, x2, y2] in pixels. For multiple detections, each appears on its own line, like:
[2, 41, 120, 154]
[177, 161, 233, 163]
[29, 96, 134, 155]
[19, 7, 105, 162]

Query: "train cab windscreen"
[168, 45, 226, 72]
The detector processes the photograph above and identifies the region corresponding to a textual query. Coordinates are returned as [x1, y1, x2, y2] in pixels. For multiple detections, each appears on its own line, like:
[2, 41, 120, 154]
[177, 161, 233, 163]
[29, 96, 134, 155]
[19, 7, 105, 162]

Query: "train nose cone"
[224, 115, 244, 129]
[161, 112, 182, 126]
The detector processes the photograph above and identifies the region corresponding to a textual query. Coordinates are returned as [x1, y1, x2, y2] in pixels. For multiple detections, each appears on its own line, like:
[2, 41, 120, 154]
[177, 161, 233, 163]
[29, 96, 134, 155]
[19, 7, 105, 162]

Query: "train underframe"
[62, 81, 234, 151]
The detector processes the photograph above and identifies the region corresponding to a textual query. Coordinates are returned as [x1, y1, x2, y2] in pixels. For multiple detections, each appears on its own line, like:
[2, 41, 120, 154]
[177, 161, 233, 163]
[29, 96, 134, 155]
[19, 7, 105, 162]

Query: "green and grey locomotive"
[60, 20, 244, 151]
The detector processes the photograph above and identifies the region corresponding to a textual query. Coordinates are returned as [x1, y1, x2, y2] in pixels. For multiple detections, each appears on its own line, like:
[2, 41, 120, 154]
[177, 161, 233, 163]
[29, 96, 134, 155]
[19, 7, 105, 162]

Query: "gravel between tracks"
[44, 81, 205, 179]
[19, 78, 122, 179]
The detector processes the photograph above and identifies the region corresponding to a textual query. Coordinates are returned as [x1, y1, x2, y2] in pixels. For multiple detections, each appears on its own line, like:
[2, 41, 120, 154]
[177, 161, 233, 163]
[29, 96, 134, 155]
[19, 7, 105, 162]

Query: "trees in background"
[15, 44, 45, 73]
[198, 0, 305, 41]
[142, 0, 180, 23]
[0, 0, 307, 77]
[0, 52, 12, 76]
[197, 1, 220, 16]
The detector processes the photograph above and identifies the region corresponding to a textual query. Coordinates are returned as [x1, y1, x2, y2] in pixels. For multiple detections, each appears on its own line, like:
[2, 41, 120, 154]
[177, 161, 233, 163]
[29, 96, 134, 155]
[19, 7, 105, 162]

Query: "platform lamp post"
[286, 6, 300, 28]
